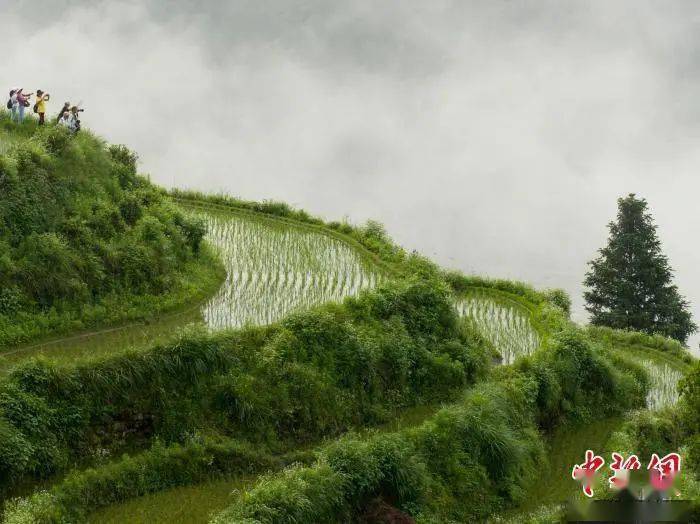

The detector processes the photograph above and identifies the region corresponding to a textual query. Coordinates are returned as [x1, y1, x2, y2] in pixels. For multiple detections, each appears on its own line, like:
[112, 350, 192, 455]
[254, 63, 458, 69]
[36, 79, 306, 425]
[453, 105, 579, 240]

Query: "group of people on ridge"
[6, 88, 84, 132]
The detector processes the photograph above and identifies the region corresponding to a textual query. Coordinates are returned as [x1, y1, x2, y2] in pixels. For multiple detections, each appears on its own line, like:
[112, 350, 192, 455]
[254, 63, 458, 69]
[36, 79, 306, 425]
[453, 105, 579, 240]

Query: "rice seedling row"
[454, 292, 540, 364]
[1, 208, 384, 370]
[199, 210, 383, 330]
[639, 358, 684, 410]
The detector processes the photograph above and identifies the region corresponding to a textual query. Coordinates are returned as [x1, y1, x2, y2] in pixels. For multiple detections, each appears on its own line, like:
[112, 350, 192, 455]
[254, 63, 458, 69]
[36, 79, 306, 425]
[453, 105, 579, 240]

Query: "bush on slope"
[0, 278, 490, 500]
[1, 435, 311, 524]
[210, 328, 648, 524]
[0, 115, 211, 347]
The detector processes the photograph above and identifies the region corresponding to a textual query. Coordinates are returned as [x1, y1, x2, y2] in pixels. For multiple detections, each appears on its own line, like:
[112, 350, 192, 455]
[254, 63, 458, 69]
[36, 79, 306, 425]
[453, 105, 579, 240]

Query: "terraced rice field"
[1, 207, 384, 371]
[455, 291, 540, 364]
[90, 289, 543, 522]
[640, 359, 684, 410]
[199, 209, 383, 330]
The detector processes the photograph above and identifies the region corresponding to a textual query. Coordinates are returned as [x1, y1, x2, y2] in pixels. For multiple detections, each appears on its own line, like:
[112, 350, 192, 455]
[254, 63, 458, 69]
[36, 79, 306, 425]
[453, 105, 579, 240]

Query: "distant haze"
[4, 1, 700, 352]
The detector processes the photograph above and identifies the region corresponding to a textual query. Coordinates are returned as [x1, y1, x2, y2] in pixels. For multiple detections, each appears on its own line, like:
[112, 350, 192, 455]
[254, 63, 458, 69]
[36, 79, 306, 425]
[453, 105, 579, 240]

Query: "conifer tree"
[584, 194, 696, 343]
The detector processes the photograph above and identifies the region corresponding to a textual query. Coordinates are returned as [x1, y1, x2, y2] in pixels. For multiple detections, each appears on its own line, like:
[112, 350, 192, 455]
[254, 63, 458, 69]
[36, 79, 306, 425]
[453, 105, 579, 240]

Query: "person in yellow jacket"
[35, 90, 49, 125]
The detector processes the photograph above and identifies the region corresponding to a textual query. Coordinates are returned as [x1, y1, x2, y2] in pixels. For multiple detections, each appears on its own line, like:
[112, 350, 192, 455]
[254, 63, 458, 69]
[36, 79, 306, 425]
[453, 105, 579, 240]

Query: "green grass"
[88, 406, 442, 524]
[0, 248, 224, 373]
[504, 416, 623, 517]
[88, 477, 249, 524]
[0, 129, 23, 155]
[611, 342, 691, 373]
[0, 304, 203, 374]
[89, 477, 254, 524]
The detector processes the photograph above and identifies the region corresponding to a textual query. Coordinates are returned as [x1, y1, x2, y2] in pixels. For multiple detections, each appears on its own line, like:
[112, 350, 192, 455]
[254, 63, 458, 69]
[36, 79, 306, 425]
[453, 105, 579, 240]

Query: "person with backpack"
[34, 90, 49, 125]
[7, 89, 19, 122]
[15, 89, 33, 123]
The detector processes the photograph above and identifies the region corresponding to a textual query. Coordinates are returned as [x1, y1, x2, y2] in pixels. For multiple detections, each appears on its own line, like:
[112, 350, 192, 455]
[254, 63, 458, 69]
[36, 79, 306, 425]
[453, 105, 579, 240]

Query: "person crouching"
[56, 102, 70, 124]
[59, 110, 73, 131]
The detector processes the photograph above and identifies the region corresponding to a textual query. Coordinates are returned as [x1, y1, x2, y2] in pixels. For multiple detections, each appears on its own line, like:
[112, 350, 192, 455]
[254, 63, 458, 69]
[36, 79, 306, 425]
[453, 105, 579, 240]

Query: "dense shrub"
[211, 279, 488, 444]
[517, 328, 647, 430]
[2, 435, 307, 523]
[680, 362, 700, 434]
[677, 362, 700, 471]
[543, 288, 572, 316]
[613, 410, 683, 460]
[37, 125, 72, 156]
[0, 279, 489, 494]
[211, 327, 648, 523]
[0, 117, 214, 347]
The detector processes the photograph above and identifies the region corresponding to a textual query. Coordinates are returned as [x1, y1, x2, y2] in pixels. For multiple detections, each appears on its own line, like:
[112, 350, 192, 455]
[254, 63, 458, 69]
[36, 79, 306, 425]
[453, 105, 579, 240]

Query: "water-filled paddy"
[455, 292, 540, 364]
[640, 358, 684, 410]
[0, 207, 383, 371]
[200, 209, 382, 330]
[89, 477, 252, 524]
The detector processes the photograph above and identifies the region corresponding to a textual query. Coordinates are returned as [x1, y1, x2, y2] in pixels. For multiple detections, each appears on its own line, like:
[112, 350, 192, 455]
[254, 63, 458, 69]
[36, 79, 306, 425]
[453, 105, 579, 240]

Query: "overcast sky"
[4, 1, 700, 349]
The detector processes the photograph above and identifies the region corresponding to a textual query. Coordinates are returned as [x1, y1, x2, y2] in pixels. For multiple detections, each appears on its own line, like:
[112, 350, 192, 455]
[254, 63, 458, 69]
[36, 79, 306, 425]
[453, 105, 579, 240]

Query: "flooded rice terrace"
[453, 293, 684, 413]
[640, 359, 684, 410]
[0, 207, 384, 370]
[198, 209, 383, 329]
[455, 292, 540, 364]
[3, 202, 686, 416]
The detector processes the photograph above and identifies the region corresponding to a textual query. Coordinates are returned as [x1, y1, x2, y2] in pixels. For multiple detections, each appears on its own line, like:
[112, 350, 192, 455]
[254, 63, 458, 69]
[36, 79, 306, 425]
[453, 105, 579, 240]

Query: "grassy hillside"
[0, 119, 697, 522]
[0, 276, 656, 523]
[0, 278, 491, 504]
[0, 113, 222, 348]
[0, 200, 669, 523]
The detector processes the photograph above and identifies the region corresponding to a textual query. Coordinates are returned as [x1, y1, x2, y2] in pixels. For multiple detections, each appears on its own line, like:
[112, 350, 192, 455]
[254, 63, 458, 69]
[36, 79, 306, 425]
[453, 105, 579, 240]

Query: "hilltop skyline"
[4, 0, 700, 350]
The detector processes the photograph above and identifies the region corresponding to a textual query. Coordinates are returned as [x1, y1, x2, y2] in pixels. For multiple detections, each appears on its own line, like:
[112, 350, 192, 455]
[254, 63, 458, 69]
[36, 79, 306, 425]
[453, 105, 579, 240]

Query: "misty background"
[3, 1, 700, 351]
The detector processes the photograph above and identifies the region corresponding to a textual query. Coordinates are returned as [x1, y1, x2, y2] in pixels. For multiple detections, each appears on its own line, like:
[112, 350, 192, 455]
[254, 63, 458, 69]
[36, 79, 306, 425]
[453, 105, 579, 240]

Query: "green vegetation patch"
[0, 113, 216, 349]
[2, 436, 309, 524]
[90, 477, 251, 524]
[0, 278, 490, 508]
[211, 327, 647, 523]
